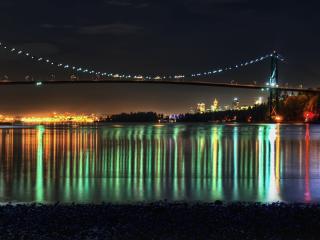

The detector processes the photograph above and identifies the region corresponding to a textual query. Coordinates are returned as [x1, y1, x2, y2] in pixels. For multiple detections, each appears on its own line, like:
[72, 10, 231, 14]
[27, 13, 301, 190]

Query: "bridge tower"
[268, 51, 280, 121]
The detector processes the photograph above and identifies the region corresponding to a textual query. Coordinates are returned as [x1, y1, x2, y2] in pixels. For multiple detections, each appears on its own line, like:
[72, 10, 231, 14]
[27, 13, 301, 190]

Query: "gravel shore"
[1, 201, 320, 239]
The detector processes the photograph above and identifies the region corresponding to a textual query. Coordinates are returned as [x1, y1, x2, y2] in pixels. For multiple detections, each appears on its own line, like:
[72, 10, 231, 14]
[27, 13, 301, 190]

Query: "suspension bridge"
[0, 42, 319, 120]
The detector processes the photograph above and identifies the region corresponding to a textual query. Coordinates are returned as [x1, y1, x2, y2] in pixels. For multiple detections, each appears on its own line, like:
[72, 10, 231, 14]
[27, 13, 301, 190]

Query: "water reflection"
[0, 123, 320, 203]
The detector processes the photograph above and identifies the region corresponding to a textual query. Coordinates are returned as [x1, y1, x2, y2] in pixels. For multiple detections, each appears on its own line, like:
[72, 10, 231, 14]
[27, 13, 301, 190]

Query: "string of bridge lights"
[0, 42, 284, 80]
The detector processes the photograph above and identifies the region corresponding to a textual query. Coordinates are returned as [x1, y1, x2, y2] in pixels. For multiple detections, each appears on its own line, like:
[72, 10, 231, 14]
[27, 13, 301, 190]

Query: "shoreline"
[0, 121, 316, 127]
[1, 202, 320, 239]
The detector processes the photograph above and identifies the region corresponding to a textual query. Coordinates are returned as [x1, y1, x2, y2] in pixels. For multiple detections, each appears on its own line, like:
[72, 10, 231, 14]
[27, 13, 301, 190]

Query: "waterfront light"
[274, 115, 283, 122]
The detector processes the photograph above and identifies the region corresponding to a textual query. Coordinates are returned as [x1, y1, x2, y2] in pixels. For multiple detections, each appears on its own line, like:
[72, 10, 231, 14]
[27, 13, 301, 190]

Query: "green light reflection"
[36, 125, 45, 202]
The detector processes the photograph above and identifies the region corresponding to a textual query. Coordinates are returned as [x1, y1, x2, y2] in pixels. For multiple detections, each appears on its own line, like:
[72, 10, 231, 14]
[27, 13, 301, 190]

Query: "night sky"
[0, 0, 319, 115]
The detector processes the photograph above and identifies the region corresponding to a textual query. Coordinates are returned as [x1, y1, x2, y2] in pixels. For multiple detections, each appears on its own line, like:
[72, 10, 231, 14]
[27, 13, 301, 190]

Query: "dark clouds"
[78, 24, 143, 35]
[105, 0, 150, 8]
[40, 23, 143, 36]
[0, 0, 319, 114]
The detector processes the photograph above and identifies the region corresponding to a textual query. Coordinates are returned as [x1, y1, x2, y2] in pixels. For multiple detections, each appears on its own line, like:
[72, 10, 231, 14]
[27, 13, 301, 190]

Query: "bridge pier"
[269, 89, 280, 121]
[268, 52, 280, 121]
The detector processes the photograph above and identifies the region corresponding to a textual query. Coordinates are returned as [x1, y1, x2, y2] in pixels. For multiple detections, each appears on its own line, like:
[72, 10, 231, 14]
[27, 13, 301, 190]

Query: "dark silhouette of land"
[1, 202, 320, 239]
[103, 93, 320, 123]
[103, 105, 268, 123]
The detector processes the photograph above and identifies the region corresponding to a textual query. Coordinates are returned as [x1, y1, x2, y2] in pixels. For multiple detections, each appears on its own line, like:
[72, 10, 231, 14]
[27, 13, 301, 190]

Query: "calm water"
[0, 123, 319, 203]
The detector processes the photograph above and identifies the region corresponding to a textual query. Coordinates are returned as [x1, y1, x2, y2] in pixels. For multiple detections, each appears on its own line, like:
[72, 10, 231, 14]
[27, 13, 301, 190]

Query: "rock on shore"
[1, 202, 320, 239]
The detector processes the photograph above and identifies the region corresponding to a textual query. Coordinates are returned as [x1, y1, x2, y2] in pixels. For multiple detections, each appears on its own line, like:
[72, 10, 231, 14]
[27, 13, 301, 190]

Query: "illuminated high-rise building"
[211, 98, 219, 112]
[232, 97, 240, 110]
[197, 103, 206, 114]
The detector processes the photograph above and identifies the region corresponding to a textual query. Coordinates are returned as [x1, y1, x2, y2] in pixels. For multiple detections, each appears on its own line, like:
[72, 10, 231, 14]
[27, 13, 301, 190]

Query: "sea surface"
[0, 123, 319, 203]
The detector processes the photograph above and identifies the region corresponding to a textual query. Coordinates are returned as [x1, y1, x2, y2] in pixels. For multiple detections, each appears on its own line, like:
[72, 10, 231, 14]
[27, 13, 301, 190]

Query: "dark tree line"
[101, 96, 320, 123]
[177, 104, 268, 123]
[107, 112, 159, 122]
[103, 105, 269, 123]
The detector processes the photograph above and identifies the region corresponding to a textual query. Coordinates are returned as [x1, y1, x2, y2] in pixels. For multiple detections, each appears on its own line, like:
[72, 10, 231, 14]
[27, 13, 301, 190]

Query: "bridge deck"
[0, 80, 319, 93]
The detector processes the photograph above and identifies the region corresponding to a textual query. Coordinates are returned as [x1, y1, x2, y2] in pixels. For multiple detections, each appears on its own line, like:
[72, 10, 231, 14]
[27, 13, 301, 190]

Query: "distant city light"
[21, 114, 98, 124]
[255, 97, 263, 105]
[197, 103, 206, 114]
[0, 113, 98, 124]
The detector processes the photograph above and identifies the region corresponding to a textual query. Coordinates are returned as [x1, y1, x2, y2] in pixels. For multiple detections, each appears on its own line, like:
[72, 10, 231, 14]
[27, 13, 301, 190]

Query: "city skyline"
[0, 94, 265, 116]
